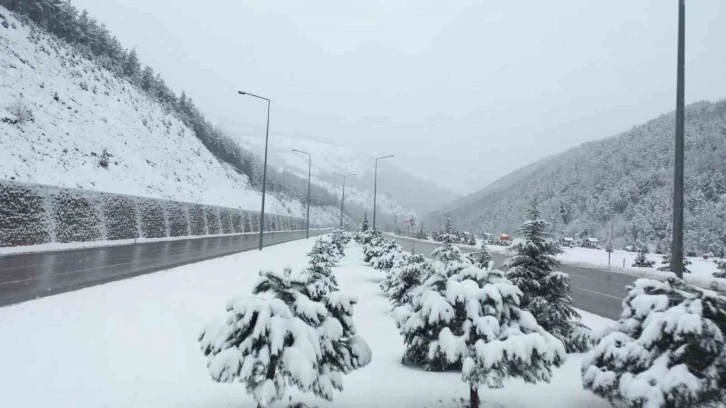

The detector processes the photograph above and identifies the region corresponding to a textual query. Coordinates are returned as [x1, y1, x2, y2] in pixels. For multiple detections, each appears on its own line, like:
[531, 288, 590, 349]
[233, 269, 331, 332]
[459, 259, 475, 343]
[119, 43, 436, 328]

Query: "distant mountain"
[436, 100, 726, 255]
[217, 119, 461, 220]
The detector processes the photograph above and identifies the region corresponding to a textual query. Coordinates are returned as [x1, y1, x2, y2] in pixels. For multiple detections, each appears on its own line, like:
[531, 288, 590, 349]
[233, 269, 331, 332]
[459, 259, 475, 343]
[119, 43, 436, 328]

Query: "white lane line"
[573, 286, 622, 300]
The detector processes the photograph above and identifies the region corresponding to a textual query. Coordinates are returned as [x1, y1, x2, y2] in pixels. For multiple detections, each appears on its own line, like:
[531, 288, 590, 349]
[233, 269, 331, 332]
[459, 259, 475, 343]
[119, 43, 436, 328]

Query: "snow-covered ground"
[0, 238, 613, 408]
[489, 244, 723, 279]
[0, 8, 339, 226]
[387, 234, 725, 289]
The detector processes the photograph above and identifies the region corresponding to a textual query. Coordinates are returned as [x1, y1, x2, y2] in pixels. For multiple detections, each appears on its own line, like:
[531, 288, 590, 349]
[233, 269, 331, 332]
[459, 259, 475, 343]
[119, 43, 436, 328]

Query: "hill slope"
[0, 7, 341, 225]
[438, 100, 726, 254]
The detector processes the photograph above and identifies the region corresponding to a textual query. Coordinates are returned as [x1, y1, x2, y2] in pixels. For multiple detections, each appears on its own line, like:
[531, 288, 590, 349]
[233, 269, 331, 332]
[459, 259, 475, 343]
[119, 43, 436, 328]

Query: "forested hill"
[439, 100, 726, 255]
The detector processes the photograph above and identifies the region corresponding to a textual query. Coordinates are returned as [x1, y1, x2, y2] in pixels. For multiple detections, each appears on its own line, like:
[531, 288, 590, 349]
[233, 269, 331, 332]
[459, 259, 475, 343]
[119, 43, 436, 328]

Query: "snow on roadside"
[0, 238, 610, 408]
[386, 234, 726, 291]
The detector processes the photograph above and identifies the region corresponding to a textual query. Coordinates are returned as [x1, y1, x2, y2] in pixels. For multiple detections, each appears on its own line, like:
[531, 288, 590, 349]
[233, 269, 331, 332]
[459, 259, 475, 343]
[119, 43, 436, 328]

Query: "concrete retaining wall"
[0, 179, 326, 247]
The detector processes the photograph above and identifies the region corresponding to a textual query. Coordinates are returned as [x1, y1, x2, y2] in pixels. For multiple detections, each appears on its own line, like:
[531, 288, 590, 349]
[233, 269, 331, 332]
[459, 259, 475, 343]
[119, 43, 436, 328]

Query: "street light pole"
[671, 0, 686, 278]
[292, 149, 311, 239]
[373, 155, 394, 231]
[238, 90, 270, 250]
[333, 173, 357, 228]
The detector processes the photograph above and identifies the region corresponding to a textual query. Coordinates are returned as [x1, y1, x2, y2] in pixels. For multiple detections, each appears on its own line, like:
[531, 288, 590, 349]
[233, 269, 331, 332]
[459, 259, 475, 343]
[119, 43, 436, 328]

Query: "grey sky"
[72, 0, 726, 195]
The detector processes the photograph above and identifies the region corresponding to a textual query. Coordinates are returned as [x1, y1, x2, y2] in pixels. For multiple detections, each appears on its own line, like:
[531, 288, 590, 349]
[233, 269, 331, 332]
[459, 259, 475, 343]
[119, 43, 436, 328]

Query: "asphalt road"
[0, 229, 330, 307]
[388, 235, 629, 320]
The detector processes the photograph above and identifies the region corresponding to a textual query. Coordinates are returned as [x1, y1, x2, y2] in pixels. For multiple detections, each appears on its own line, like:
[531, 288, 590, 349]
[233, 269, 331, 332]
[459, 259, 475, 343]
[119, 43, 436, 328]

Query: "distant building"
[584, 237, 599, 249]
[561, 237, 574, 248]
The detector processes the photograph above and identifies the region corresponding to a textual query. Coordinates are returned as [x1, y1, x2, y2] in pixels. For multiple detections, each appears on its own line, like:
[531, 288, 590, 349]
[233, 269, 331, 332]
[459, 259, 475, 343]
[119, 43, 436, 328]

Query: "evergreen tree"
[140, 65, 156, 92]
[430, 217, 464, 265]
[503, 202, 590, 352]
[122, 47, 141, 85]
[388, 254, 430, 308]
[252, 269, 372, 402]
[376, 240, 406, 293]
[400, 263, 565, 408]
[657, 253, 691, 273]
[582, 278, 726, 408]
[198, 295, 322, 408]
[467, 243, 493, 269]
[712, 260, 726, 279]
[632, 250, 656, 268]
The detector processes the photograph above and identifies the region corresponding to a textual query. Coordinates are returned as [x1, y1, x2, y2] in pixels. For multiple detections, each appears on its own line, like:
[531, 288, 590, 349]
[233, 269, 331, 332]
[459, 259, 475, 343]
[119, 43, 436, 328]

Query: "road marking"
[573, 286, 622, 300]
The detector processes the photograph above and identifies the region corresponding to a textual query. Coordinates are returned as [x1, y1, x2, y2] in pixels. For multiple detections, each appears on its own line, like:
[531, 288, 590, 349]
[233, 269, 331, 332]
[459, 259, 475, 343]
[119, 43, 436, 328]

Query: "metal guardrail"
[0, 229, 332, 307]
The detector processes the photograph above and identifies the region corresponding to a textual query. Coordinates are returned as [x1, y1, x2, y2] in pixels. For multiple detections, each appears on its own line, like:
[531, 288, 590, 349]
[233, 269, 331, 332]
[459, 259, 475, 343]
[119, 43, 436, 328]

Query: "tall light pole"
[292, 149, 311, 239]
[333, 172, 356, 228]
[238, 90, 270, 250]
[670, 0, 686, 278]
[373, 155, 394, 231]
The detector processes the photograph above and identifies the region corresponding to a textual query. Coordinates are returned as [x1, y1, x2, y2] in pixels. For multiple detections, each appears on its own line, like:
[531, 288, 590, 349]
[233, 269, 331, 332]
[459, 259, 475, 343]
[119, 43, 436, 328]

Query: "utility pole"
[333, 173, 356, 228]
[670, 0, 686, 279]
[237, 91, 271, 250]
[372, 155, 394, 230]
[292, 150, 311, 239]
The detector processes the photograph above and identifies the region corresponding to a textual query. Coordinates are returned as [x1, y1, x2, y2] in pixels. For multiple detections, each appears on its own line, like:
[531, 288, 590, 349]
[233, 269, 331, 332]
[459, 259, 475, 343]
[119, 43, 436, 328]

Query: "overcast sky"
[72, 0, 726, 195]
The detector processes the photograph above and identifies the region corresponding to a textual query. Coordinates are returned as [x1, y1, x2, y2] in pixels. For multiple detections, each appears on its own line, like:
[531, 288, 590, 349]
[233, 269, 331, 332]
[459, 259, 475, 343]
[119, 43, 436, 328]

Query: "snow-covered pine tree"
[252, 269, 372, 402]
[713, 260, 726, 279]
[140, 65, 156, 93]
[306, 239, 340, 288]
[354, 215, 369, 243]
[198, 295, 322, 408]
[374, 239, 404, 271]
[582, 278, 726, 408]
[467, 243, 493, 270]
[376, 241, 407, 293]
[122, 47, 141, 85]
[362, 232, 386, 264]
[430, 217, 465, 265]
[657, 253, 691, 273]
[632, 250, 656, 268]
[503, 202, 591, 352]
[400, 262, 565, 407]
[389, 254, 430, 308]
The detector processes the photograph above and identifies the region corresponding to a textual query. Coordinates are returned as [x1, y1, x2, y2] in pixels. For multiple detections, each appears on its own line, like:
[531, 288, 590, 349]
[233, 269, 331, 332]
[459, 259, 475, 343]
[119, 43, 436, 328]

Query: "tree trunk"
[665, 399, 676, 408]
[257, 358, 277, 408]
[469, 384, 480, 408]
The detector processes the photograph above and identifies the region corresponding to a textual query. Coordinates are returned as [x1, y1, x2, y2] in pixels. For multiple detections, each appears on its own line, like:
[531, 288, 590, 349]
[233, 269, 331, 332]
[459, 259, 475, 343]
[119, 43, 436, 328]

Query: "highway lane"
[0, 229, 331, 307]
[387, 235, 628, 319]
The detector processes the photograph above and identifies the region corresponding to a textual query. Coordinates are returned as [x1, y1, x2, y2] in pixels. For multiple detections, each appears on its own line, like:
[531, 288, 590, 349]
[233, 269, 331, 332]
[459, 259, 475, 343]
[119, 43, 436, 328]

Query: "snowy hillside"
[0, 8, 339, 225]
[219, 118, 460, 218]
[438, 100, 726, 255]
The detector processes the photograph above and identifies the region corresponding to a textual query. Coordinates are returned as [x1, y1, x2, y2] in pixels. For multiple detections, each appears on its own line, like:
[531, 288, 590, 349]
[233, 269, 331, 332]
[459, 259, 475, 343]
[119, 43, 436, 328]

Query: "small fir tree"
[399, 263, 565, 407]
[632, 250, 656, 268]
[430, 217, 465, 265]
[253, 269, 372, 402]
[657, 252, 691, 273]
[713, 260, 726, 279]
[582, 278, 726, 408]
[388, 254, 430, 308]
[467, 243, 493, 270]
[503, 201, 591, 352]
[198, 296, 322, 408]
